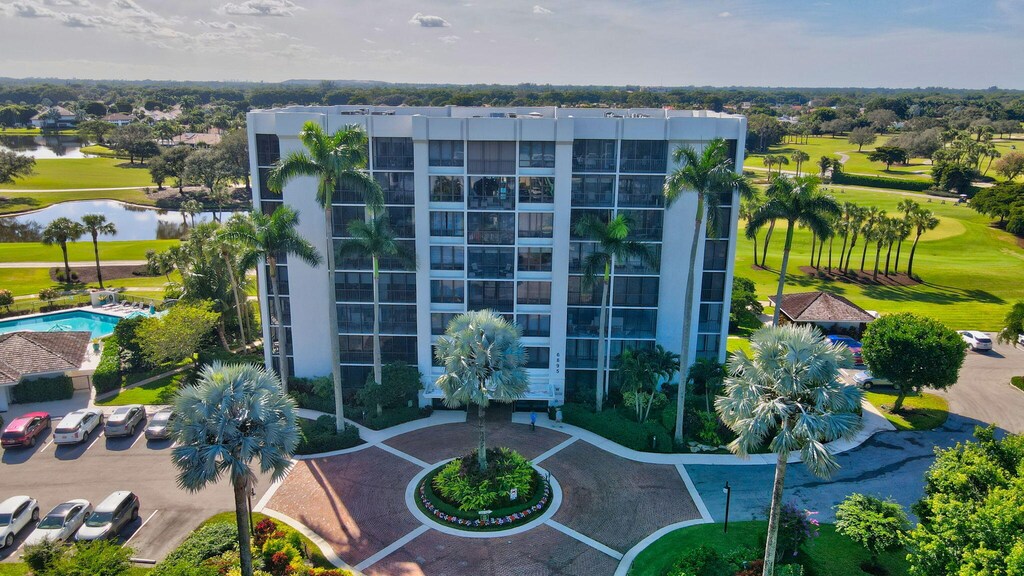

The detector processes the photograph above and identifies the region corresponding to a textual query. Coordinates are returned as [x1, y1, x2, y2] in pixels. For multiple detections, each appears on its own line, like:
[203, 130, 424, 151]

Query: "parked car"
[1, 412, 51, 449]
[827, 335, 864, 365]
[959, 330, 993, 352]
[852, 370, 892, 389]
[53, 409, 103, 445]
[0, 496, 40, 550]
[104, 405, 146, 438]
[76, 491, 139, 541]
[145, 408, 176, 441]
[1018, 333, 1024, 346]
[23, 500, 91, 547]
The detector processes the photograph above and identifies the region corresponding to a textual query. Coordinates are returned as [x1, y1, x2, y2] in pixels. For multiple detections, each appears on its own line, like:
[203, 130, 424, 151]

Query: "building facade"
[247, 106, 746, 406]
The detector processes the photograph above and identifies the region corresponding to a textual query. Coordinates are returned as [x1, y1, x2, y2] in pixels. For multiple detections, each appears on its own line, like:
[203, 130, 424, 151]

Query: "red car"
[1, 412, 52, 449]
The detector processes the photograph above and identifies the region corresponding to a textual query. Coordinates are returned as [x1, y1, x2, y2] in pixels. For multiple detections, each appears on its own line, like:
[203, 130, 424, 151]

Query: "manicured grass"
[744, 135, 933, 182]
[0, 563, 150, 575]
[199, 511, 333, 569]
[1, 239, 179, 263]
[628, 521, 909, 576]
[0, 267, 179, 297]
[738, 186, 1024, 330]
[726, 335, 753, 356]
[1, 157, 157, 190]
[79, 144, 124, 158]
[865, 390, 949, 431]
[96, 371, 186, 406]
[0, 128, 78, 135]
[1012, 376, 1024, 392]
[0, 188, 157, 214]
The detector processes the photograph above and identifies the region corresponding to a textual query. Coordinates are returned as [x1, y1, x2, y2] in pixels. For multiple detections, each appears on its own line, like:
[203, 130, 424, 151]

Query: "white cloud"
[533, 5, 552, 15]
[11, 1, 57, 18]
[718, 11, 732, 18]
[218, 0, 303, 17]
[439, 34, 460, 44]
[59, 12, 112, 26]
[44, 0, 93, 6]
[409, 12, 449, 27]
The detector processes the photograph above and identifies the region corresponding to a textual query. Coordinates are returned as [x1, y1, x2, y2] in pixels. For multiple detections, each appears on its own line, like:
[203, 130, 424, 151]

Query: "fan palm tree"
[773, 155, 790, 176]
[574, 214, 657, 411]
[268, 121, 383, 430]
[716, 324, 862, 576]
[42, 217, 85, 285]
[664, 138, 753, 442]
[857, 207, 884, 272]
[434, 310, 528, 472]
[221, 207, 322, 392]
[906, 207, 939, 279]
[170, 362, 299, 576]
[337, 215, 416, 414]
[80, 214, 117, 289]
[747, 175, 840, 325]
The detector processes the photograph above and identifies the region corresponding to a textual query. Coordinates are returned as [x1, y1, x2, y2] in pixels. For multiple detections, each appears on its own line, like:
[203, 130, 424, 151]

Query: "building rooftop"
[769, 291, 876, 324]
[252, 104, 743, 120]
[0, 331, 91, 386]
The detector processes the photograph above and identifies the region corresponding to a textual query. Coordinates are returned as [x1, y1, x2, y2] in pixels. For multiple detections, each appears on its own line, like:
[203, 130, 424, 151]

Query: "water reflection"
[0, 200, 224, 242]
[0, 135, 89, 159]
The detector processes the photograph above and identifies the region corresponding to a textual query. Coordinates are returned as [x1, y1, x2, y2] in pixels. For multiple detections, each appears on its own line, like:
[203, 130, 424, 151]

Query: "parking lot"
[1, 407, 273, 563]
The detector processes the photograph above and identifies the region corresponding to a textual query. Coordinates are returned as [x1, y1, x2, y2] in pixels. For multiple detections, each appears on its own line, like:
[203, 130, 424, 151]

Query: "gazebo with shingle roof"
[768, 291, 876, 337]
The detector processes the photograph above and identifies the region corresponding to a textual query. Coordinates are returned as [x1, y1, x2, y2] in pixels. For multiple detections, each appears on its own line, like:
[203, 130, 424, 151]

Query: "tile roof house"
[30, 106, 78, 129]
[102, 112, 135, 126]
[768, 291, 877, 336]
[0, 331, 91, 410]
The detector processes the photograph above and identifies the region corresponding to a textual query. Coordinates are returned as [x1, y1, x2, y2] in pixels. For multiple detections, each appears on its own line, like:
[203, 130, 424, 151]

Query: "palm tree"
[740, 196, 763, 266]
[857, 207, 884, 272]
[80, 214, 117, 289]
[223, 207, 322, 394]
[747, 175, 840, 325]
[774, 155, 790, 176]
[871, 217, 895, 282]
[211, 226, 250, 347]
[170, 362, 299, 576]
[42, 217, 85, 285]
[664, 138, 753, 443]
[791, 150, 810, 177]
[886, 218, 911, 277]
[434, 310, 528, 472]
[894, 199, 919, 272]
[574, 214, 656, 411]
[716, 324, 862, 576]
[762, 155, 775, 175]
[841, 205, 866, 274]
[180, 199, 203, 227]
[268, 122, 383, 430]
[817, 155, 832, 178]
[906, 207, 939, 279]
[336, 215, 416, 414]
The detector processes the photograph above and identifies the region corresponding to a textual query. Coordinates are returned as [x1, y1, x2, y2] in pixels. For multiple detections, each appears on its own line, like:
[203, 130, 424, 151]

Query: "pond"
[0, 134, 90, 158]
[0, 200, 223, 242]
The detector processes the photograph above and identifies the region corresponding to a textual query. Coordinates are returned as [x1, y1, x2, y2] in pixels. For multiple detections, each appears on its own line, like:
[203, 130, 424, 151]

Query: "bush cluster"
[357, 362, 423, 411]
[289, 376, 335, 413]
[12, 375, 74, 403]
[294, 415, 362, 455]
[561, 403, 675, 452]
[92, 335, 123, 394]
[153, 521, 239, 575]
[432, 448, 536, 511]
[831, 172, 932, 192]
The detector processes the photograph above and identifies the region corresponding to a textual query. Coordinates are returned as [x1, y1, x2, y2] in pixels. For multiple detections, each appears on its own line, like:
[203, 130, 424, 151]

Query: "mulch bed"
[50, 264, 153, 284]
[143, 186, 252, 211]
[796, 265, 922, 287]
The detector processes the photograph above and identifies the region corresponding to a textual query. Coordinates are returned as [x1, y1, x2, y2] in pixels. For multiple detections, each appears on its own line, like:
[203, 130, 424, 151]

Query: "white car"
[0, 496, 40, 550]
[23, 500, 91, 547]
[53, 409, 103, 445]
[1018, 333, 1024, 346]
[852, 370, 892, 389]
[959, 330, 993, 352]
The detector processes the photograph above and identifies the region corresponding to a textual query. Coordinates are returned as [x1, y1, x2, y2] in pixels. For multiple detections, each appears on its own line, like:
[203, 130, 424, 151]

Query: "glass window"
[709, 206, 733, 239]
[467, 141, 516, 174]
[260, 199, 283, 215]
[519, 141, 555, 168]
[380, 273, 417, 303]
[380, 305, 417, 334]
[518, 177, 554, 203]
[619, 140, 667, 173]
[703, 240, 729, 271]
[615, 244, 661, 275]
[336, 272, 372, 302]
[431, 312, 460, 335]
[517, 247, 552, 272]
[567, 276, 603, 306]
[517, 314, 550, 337]
[525, 347, 550, 369]
[517, 281, 551, 305]
[571, 175, 615, 207]
[612, 276, 660, 307]
[569, 209, 611, 239]
[699, 303, 724, 333]
[387, 207, 415, 238]
[468, 176, 516, 210]
[332, 206, 364, 237]
[609, 340, 655, 360]
[338, 335, 373, 363]
[566, 307, 601, 337]
[375, 172, 415, 205]
[696, 334, 721, 360]
[468, 281, 514, 312]
[518, 213, 554, 238]
[467, 212, 515, 245]
[430, 211, 464, 237]
[572, 139, 616, 172]
[611, 309, 657, 338]
[430, 176, 464, 202]
[430, 246, 464, 271]
[431, 280, 464, 303]
[701, 271, 727, 301]
[568, 242, 597, 274]
[336, 236, 372, 268]
[617, 176, 665, 207]
[373, 137, 413, 170]
[255, 134, 280, 167]
[428, 140, 464, 167]
[467, 247, 515, 279]
[565, 339, 598, 368]
[378, 240, 416, 271]
[340, 365, 371, 386]
[619, 209, 663, 241]
[337, 304, 374, 333]
[380, 336, 418, 363]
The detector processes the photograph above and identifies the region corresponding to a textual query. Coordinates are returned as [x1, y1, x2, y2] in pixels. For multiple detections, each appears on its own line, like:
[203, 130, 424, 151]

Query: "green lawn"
[0, 267, 179, 297]
[865, 390, 949, 431]
[628, 521, 909, 576]
[0, 128, 78, 136]
[1, 239, 179, 263]
[0, 188, 158, 215]
[96, 371, 186, 406]
[0, 564, 150, 575]
[726, 335, 753, 356]
[1, 157, 157, 190]
[738, 186, 1024, 330]
[745, 135, 934, 181]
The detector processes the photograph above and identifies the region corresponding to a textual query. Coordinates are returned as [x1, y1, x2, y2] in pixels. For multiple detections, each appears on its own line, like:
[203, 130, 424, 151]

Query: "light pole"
[723, 481, 732, 533]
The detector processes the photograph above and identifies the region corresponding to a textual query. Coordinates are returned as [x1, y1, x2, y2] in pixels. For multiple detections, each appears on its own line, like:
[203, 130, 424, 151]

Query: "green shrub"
[432, 448, 536, 511]
[93, 335, 123, 394]
[154, 522, 238, 574]
[831, 172, 932, 192]
[294, 417, 361, 455]
[23, 539, 66, 574]
[561, 403, 673, 452]
[12, 375, 74, 403]
[352, 405, 428, 430]
[289, 376, 335, 413]
[113, 315, 152, 373]
[357, 362, 423, 410]
[1012, 376, 1023, 392]
[666, 545, 734, 576]
[0, 289, 13, 312]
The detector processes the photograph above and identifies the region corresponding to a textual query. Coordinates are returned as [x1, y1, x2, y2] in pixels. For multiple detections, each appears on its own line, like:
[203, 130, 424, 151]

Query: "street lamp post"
[723, 481, 732, 533]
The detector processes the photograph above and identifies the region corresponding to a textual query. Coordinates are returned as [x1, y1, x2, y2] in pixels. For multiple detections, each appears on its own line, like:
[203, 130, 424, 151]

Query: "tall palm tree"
[222, 207, 322, 393]
[80, 214, 117, 289]
[716, 324, 862, 576]
[835, 203, 858, 274]
[180, 199, 204, 228]
[434, 310, 528, 472]
[894, 199, 919, 272]
[871, 217, 896, 282]
[664, 138, 753, 443]
[773, 155, 790, 177]
[886, 218, 911, 277]
[817, 155, 832, 178]
[212, 225, 250, 347]
[337, 215, 416, 414]
[574, 214, 656, 411]
[268, 122, 383, 430]
[740, 196, 762, 265]
[42, 217, 85, 285]
[747, 175, 840, 325]
[791, 150, 810, 177]
[841, 205, 866, 274]
[170, 362, 299, 576]
[906, 207, 939, 279]
[857, 207, 884, 273]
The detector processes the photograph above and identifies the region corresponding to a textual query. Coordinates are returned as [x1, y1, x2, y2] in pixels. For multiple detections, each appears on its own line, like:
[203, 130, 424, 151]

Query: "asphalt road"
[0, 414, 273, 564]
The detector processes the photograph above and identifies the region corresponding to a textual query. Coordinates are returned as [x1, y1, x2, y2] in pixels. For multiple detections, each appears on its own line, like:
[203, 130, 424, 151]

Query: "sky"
[1, 0, 1023, 88]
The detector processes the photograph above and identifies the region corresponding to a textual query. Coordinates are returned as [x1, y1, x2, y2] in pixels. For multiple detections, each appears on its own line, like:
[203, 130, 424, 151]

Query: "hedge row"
[831, 172, 932, 192]
[295, 416, 362, 455]
[93, 335, 122, 394]
[12, 375, 74, 403]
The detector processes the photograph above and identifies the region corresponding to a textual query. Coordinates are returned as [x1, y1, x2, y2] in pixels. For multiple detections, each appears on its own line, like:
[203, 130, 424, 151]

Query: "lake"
[0, 200, 222, 242]
[0, 134, 90, 158]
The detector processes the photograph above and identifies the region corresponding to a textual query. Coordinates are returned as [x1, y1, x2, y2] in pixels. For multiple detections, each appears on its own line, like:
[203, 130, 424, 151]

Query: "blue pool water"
[0, 310, 126, 339]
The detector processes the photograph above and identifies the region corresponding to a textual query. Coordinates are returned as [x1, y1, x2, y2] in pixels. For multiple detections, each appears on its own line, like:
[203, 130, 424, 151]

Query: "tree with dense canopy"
[868, 145, 910, 170]
[0, 149, 35, 184]
[108, 123, 157, 163]
[997, 301, 1024, 346]
[137, 301, 221, 365]
[993, 151, 1024, 182]
[834, 493, 910, 569]
[847, 127, 877, 152]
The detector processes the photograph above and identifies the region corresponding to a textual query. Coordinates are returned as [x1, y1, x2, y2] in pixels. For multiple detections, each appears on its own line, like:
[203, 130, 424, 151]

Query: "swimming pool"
[0, 309, 126, 339]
